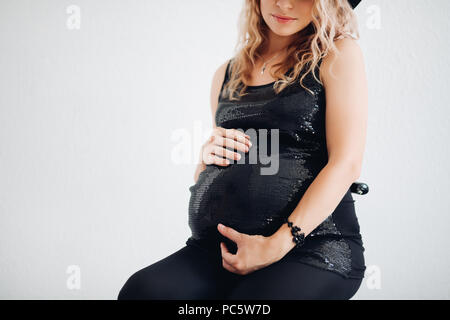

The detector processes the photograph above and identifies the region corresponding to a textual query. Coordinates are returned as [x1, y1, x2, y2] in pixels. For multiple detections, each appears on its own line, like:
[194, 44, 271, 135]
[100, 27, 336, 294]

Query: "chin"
[268, 26, 298, 36]
[274, 30, 300, 37]
[269, 23, 311, 36]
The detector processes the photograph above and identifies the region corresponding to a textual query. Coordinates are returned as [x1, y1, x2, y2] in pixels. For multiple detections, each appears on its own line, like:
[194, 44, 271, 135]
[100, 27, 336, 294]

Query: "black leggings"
[117, 244, 363, 300]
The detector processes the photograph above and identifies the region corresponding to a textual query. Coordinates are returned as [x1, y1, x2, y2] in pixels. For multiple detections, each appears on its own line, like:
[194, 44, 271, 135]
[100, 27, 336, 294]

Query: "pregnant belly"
[188, 156, 321, 241]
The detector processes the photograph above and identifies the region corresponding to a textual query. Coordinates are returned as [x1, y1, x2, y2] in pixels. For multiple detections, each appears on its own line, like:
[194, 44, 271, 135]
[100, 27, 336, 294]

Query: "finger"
[202, 145, 230, 166]
[220, 242, 239, 267]
[218, 224, 242, 244]
[225, 130, 252, 148]
[205, 153, 230, 166]
[217, 127, 250, 146]
[212, 156, 231, 166]
[212, 145, 241, 162]
[222, 257, 240, 274]
[222, 136, 250, 153]
[211, 134, 249, 153]
[225, 129, 251, 146]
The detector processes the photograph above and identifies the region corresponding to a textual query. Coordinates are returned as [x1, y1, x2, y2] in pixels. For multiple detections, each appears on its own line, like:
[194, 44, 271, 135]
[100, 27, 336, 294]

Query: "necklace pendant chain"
[261, 63, 267, 75]
[260, 50, 284, 75]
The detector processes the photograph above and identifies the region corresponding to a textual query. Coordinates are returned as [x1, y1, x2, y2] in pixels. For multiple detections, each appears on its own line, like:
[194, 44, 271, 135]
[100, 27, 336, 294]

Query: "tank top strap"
[318, 55, 324, 67]
[224, 58, 233, 84]
[316, 56, 324, 77]
[304, 56, 324, 85]
[219, 58, 233, 99]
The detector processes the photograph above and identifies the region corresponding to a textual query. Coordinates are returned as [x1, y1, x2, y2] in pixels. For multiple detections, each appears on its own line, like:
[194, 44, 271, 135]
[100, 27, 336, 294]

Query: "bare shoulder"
[320, 37, 364, 85]
[209, 59, 231, 127]
[211, 59, 231, 99]
[326, 37, 363, 62]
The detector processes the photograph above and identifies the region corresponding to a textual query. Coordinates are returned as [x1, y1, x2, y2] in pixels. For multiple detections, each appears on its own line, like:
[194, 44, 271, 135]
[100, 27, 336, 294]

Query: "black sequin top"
[186, 58, 366, 279]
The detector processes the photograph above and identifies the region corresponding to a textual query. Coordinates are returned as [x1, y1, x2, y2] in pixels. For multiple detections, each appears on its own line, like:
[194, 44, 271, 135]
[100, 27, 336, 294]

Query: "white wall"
[0, 0, 449, 299]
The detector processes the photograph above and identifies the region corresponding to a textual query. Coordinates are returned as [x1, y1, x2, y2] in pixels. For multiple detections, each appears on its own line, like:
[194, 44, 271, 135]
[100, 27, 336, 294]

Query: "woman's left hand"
[217, 223, 281, 275]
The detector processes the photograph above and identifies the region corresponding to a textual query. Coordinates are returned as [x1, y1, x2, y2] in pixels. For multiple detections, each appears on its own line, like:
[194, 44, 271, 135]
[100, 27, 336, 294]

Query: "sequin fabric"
[186, 58, 366, 279]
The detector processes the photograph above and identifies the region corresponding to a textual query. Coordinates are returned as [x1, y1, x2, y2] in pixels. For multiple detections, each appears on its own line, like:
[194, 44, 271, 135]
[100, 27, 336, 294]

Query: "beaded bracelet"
[285, 217, 305, 248]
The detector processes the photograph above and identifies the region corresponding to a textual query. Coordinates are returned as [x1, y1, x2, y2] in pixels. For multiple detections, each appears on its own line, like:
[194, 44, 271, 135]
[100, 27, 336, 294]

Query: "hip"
[185, 234, 366, 280]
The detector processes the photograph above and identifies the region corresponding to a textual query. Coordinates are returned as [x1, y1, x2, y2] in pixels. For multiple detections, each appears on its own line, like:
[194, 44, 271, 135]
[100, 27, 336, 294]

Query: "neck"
[262, 30, 295, 56]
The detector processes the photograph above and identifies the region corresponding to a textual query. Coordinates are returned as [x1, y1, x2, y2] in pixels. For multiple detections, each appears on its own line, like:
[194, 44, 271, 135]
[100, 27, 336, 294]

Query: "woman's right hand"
[201, 127, 252, 166]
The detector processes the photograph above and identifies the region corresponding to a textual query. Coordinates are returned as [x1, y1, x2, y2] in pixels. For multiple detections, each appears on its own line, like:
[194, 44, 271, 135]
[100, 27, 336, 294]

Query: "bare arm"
[269, 38, 368, 258]
[193, 60, 231, 183]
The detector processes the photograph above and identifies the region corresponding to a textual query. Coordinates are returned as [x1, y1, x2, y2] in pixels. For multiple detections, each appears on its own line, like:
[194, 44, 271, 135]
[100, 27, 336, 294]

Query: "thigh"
[118, 245, 236, 300]
[226, 260, 363, 300]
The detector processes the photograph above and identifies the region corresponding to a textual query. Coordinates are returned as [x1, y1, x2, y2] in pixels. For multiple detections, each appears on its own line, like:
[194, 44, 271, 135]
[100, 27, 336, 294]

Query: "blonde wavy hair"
[222, 0, 360, 101]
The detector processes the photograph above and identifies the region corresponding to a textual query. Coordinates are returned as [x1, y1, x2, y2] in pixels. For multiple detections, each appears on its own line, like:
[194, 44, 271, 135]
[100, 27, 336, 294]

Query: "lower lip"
[272, 15, 296, 24]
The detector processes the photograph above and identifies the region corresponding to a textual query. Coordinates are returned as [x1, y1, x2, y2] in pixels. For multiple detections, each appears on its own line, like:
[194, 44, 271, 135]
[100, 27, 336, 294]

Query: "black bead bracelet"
[285, 217, 305, 248]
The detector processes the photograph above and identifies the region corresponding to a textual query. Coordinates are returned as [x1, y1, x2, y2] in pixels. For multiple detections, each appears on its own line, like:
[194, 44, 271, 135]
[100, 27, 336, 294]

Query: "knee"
[117, 265, 207, 300]
[117, 268, 161, 300]
[117, 271, 143, 300]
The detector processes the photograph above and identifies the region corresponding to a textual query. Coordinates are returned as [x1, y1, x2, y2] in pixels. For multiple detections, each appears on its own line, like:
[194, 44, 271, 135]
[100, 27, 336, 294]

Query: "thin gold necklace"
[260, 50, 283, 75]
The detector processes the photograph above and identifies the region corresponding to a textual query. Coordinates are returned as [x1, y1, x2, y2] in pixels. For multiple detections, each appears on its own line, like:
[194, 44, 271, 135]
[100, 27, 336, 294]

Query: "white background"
[0, 0, 449, 299]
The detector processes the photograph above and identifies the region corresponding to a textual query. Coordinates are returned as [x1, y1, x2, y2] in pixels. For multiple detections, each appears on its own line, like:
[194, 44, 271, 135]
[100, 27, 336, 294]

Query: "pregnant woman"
[118, 0, 367, 300]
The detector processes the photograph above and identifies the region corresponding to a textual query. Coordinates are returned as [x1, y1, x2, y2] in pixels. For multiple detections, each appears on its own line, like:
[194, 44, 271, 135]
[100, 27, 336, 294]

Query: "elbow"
[349, 161, 362, 181]
[328, 158, 362, 181]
